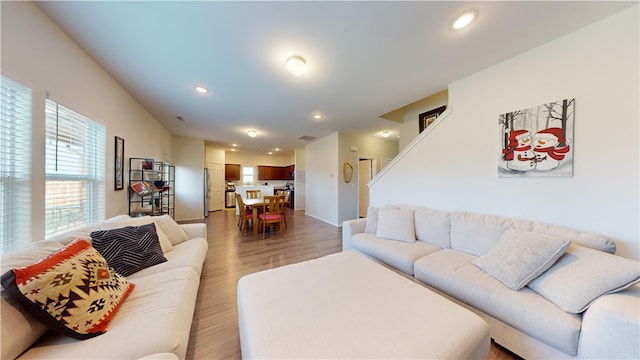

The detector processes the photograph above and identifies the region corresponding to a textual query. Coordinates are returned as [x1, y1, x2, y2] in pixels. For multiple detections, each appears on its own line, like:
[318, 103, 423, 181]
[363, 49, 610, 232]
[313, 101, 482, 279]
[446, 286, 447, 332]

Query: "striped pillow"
[91, 223, 167, 277]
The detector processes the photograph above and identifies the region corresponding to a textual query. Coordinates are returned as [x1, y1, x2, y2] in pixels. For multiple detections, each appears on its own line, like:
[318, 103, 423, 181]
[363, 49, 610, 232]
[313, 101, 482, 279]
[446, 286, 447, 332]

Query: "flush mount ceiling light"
[286, 55, 307, 76]
[194, 86, 209, 94]
[247, 130, 257, 138]
[451, 10, 477, 30]
[381, 131, 390, 138]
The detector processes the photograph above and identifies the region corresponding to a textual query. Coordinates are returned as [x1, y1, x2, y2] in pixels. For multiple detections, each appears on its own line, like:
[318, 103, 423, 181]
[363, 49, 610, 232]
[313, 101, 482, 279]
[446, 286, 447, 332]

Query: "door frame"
[357, 156, 376, 218]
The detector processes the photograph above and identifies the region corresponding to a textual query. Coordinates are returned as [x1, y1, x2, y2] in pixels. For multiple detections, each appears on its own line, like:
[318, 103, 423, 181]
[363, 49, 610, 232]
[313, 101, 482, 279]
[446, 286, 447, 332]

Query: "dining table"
[243, 198, 265, 234]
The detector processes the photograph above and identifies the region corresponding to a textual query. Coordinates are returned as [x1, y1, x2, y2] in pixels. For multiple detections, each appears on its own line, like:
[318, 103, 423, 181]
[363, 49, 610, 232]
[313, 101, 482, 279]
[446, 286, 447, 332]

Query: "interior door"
[209, 162, 224, 211]
[358, 159, 372, 217]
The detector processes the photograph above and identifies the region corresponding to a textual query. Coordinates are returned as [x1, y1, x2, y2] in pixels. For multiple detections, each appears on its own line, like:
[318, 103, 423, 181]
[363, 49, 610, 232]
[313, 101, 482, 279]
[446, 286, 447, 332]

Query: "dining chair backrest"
[275, 189, 290, 202]
[262, 195, 285, 214]
[236, 193, 252, 232]
[246, 189, 261, 199]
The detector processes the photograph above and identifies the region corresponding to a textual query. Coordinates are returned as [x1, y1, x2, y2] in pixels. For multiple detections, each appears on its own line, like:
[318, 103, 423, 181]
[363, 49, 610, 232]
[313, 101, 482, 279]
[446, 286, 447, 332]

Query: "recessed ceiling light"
[381, 131, 390, 138]
[231, 143, 238, 147]
[451, 10, 477, 30]
[275, 148, 280, 151]
[313, 113, 323, 120]
[230, 148, 236, 152]
[268, 152, 273, 155]
[247, 130, 257, 138]
[194, 86, 209, 94]
[286, 55, 307, 76]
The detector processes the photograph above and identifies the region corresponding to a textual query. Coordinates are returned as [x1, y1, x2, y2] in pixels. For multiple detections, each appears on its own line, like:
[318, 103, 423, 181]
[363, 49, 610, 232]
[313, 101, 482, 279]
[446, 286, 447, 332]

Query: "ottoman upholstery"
[237, 251, 489, 359]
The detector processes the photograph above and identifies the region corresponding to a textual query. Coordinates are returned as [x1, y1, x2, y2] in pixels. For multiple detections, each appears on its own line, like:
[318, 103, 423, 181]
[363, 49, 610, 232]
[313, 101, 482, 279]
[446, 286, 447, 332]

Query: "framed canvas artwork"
[498, 98, 575, 178]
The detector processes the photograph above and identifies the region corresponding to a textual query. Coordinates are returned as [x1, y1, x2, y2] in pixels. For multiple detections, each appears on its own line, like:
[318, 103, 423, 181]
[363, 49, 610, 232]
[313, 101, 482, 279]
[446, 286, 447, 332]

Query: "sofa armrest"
[342, 218, 366, 250]
[578, 285, 640, 359]
[180, 223, 207, 240]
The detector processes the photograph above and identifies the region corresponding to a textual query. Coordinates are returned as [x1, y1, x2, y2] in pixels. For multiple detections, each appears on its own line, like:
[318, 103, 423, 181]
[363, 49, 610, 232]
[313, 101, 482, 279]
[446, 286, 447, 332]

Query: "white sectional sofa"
[343, 204, 640, 359]
[1, 215, 208, 360]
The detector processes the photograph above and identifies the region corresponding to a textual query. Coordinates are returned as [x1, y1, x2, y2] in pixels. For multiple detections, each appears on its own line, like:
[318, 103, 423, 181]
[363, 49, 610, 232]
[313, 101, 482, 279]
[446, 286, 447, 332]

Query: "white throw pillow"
[473, 229, 570, 290]
[151, 215, 190, 245]
[364, 206, 379, 234]
[375, 208, 416, 243]
[527, 244, 640, 313]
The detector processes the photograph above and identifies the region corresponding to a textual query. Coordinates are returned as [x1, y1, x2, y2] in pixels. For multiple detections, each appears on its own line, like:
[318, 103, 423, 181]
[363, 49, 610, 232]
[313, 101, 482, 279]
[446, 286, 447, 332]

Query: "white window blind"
[0, 76, 32, 252]
[242, 166, 254, 185]
[45, 99, 105, 238]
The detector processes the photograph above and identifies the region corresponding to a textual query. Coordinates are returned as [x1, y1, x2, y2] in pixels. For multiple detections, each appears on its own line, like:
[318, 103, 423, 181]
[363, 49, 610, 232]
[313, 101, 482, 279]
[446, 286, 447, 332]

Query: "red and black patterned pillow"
[90, 223, 167, 277]
[0, 239, 134, 340]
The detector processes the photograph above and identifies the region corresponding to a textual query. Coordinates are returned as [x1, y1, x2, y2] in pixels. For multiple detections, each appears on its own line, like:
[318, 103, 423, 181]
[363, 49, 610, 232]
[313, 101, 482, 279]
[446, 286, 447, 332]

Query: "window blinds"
[45, 99, 105, 238]
[0, 76, 32, 252]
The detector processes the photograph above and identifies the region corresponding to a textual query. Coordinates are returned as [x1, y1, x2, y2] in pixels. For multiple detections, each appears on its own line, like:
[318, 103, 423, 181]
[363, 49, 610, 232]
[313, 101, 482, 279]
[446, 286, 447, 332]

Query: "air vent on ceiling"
[298, 135, 316, 141]
[176, 116, 185, 121]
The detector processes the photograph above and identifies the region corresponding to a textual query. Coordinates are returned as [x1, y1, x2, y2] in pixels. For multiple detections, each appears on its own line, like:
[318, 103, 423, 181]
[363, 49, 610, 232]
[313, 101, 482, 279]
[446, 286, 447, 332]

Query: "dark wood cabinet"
[225, 164, 241, 180]
[257, 165, 295, 180]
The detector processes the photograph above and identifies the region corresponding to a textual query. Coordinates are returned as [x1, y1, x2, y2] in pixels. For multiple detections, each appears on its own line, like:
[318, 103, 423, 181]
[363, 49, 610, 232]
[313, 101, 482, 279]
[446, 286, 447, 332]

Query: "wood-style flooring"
[184, 209, 521, 360]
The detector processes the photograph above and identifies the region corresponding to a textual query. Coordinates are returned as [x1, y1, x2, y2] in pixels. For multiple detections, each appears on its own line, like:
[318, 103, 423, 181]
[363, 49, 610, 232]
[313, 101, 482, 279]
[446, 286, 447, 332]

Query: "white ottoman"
[237, 251, 490, 359]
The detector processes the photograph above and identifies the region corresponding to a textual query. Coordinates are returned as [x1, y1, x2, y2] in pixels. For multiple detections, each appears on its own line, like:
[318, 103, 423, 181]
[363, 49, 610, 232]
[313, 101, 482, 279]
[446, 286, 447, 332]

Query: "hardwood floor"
[184, 209, 521, 360]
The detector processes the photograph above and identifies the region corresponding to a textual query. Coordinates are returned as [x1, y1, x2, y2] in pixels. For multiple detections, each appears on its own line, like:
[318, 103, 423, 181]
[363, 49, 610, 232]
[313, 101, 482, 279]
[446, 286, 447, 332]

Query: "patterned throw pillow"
[90, 223, 167, 277]
[0, 239, 134, 340]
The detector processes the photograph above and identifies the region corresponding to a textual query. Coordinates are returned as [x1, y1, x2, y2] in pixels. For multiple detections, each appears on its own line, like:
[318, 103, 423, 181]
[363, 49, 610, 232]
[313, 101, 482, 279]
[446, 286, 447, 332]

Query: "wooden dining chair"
[246, 189, 261, 199]
[274, 189, 290, 228]
[258, 195, 286, 238]
[236, 193, 253, 232]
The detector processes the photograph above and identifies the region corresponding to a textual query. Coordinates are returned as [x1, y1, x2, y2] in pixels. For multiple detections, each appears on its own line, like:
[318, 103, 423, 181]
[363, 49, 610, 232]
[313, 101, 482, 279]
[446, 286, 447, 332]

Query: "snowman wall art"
[498, 98, 574, 178]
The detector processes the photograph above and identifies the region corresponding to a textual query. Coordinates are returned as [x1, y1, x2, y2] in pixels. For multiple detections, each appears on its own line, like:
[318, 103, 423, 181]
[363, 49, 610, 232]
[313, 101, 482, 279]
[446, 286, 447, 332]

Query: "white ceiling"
[35, 1, 634, 156]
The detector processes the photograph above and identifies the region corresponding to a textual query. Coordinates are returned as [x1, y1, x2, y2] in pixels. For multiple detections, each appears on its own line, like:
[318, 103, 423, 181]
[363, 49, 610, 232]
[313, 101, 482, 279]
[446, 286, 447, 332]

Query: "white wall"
[294, 147, 306, 210]
[173, 136, 205, 221]
[305, 133, 340, 225]
[338, 133, 399, 223]
[305, 131, 399, 226]
[1, 1, 172, 240]
[225, 152, 294, 167]
[371, 7, 639, 260]
[398, 89, 448, 150]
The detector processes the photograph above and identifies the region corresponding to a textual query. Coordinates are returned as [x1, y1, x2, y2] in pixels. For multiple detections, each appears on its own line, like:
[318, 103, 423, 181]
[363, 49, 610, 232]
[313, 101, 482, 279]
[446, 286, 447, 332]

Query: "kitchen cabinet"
[225, 164, 241, 180]
[258, 165, 294, 180]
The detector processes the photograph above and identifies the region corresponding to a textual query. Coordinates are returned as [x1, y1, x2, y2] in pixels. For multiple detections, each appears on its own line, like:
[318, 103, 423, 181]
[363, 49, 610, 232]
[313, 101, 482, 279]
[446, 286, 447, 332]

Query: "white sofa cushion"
[414, 249, 582, 355]
[18, 267, 201, 360]
[473, 230, 570, 290]
[527, 244, 640, 313]
[376, 208, 416, 243]
[352, 233, 440, 275]
[128, 237, 209, 279]
[450, 212, 508, 256]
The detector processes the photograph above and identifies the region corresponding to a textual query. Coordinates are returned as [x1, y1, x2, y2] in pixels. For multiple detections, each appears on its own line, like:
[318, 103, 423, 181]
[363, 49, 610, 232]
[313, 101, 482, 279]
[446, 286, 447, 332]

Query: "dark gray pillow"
[91, 223, 167, 277]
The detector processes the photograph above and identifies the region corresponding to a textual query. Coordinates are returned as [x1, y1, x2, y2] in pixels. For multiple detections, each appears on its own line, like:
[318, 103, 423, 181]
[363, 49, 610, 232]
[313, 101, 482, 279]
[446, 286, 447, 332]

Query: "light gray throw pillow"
[375, 208, 416, 243]
[527, 244, 640, 313]
[473, 229, 570, 290]
[364, 206, 379, 234]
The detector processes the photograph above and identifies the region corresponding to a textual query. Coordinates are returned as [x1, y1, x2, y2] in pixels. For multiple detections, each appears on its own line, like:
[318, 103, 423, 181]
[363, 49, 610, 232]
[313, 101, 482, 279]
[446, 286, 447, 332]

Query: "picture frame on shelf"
[114, 136, 125, 190]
